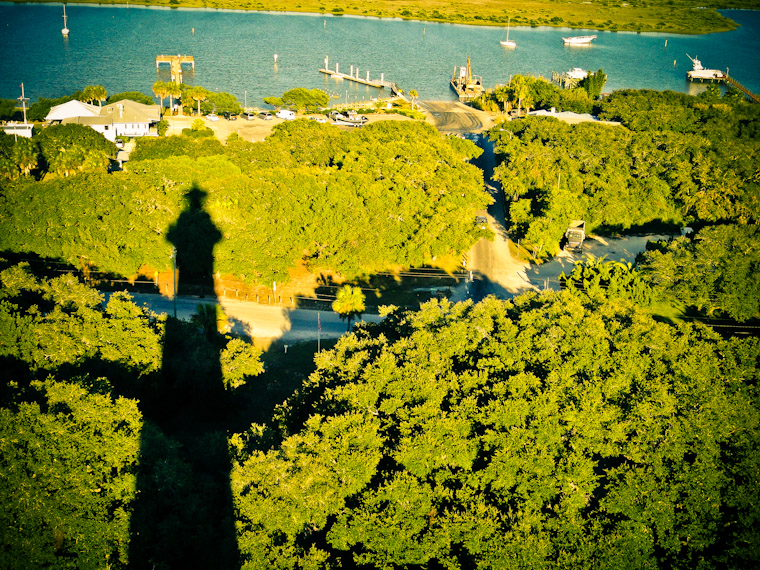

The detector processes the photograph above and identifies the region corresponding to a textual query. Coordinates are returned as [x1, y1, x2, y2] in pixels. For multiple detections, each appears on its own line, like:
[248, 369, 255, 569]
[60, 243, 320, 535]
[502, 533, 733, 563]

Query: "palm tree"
[80, 85, 95, 105]
[187, 86, 208, 116]
[152, 80, 168, 112]
[510, 75, 529, 117]
[332, 285, 366, 332]
[90, 85, 108, 107]
[166, 82, 182, 115]
[409, 89, 418, 110]
[11, 138, 38, 177]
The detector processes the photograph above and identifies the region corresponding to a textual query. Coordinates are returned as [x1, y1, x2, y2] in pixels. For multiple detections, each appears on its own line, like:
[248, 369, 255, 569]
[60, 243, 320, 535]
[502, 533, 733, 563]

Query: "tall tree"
[409, 89, 419, 110]
[332, 285, 366, 331]
[92, 85, 108, 107]
[510, 75, 530, 117]
[187, 86, 208, 116]
[152, 80, 168, 111]
[166, 82, 182, 114]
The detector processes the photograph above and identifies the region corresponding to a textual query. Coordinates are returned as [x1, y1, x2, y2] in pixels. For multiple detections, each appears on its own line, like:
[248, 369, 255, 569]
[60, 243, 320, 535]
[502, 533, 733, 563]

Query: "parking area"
[164, 110, 418, 143]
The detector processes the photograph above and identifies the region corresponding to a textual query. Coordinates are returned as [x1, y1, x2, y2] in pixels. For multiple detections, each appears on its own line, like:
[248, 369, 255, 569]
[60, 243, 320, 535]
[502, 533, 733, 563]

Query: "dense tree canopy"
[490, 90, 760, 257]
[1, 120, 489, 284]
[0, 262, 264, 569]
[34, 123, 116, 177]
[639, 224, 760, 322]
[233, 293, 760, 568]
[263, 87, 330, 112]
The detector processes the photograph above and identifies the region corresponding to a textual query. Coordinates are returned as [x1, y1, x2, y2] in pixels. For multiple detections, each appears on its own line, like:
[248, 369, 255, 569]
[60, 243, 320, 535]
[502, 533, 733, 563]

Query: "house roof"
[101, 99, 161, 124]
[527, 109, 621, 126]
[45, 100, 101, 122]
[61, 115, 115, 127]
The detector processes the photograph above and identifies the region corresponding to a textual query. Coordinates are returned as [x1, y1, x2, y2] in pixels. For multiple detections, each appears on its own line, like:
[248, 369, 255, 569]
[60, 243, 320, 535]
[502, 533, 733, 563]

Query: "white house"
[102, 99, 161, 138]
[46, 98, 161, 142]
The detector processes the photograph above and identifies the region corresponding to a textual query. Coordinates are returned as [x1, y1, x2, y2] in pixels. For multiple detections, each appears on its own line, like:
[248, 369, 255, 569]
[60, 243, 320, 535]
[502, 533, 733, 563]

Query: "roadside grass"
[647, 299, 688, 325]
[28, 0, 748, 34]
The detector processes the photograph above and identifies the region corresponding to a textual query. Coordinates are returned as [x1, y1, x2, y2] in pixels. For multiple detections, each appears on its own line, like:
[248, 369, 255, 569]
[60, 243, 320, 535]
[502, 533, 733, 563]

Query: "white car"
[276, 109, 296, 120]
[206, 113, 219, 122]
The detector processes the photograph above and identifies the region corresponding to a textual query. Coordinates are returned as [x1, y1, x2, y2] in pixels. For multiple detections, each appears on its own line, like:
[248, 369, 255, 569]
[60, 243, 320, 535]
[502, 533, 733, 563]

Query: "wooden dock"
[725, 75, 760, 104]
[319, 56, 400, 92]
[156, 55, 195, 84]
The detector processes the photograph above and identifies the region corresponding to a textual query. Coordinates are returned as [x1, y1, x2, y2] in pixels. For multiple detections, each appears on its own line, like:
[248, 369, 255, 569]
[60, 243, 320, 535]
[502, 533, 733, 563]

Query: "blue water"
[1, 3, 758, 106]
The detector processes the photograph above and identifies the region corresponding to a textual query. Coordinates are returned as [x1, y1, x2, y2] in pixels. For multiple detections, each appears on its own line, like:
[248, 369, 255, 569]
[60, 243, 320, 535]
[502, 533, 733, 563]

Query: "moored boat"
[500, 18, 516, 49]
[450, 57, 484, 101]
[685, 54, 725, 82]
[562, 35, 596, 46]
[61, 4, 69, 37]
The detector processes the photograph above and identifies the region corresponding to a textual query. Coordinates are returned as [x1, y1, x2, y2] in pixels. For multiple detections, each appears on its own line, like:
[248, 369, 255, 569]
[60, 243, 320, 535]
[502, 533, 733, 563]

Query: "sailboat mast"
[62, 4, 69, 37]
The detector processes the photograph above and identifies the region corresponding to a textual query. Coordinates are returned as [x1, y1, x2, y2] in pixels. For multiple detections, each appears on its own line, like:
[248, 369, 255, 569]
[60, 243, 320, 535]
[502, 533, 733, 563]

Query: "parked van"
[276, 109, 296, 120]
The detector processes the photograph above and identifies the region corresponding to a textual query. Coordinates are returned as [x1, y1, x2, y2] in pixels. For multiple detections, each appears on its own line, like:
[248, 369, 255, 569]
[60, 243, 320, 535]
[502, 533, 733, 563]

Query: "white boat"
[686, 54, 725, 82]
[566, 68, 589, 80]
[329, 110, 368, 127]
[61, 4, 69, 37]
[562, 35, 597, 46]
[500, 18, 516, 49]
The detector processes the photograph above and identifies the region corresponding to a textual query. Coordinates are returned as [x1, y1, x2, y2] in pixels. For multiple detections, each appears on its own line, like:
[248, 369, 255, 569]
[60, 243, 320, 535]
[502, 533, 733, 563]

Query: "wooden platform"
[319, 68, 383, 88]
[156, 55, 195, 83]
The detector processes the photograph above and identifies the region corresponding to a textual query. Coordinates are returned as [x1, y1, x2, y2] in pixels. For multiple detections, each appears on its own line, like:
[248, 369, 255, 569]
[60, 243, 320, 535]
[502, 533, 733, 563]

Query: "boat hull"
[562, 35, 597, 45]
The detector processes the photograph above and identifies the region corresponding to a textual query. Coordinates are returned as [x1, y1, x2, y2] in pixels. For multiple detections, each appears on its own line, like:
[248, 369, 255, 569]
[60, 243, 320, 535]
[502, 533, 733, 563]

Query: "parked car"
[206, 113, 219, 122]
[475, 215, 488, 230]
[258, 111, 273, 120]
[242, 112, 256, 120]
[276, 109, 296, 120]
[114, 138, 125, 149]
[223, 112, 238, 121]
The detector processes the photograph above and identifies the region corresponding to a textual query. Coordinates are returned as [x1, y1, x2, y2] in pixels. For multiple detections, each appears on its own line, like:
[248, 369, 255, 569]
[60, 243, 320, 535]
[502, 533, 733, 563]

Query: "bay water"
[0, 3, 758, 106]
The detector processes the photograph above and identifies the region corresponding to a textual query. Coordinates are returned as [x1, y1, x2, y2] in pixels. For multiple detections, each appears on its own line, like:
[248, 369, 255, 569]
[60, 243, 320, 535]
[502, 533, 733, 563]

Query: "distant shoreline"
[4, 0, 745, 35]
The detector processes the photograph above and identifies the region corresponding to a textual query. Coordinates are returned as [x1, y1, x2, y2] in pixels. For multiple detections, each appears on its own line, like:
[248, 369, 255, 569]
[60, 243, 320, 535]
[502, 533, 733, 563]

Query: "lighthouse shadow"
[128, 186, 240, 569]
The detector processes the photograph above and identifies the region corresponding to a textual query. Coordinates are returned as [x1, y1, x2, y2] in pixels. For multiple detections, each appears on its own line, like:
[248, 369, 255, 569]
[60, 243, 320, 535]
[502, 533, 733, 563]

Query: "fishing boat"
[500, 18, 516, 49]
[61, 4, 69, 37]
[450, 57, 484, 101]
[685, 54, 725, 82]
[562, 35, 597, 46]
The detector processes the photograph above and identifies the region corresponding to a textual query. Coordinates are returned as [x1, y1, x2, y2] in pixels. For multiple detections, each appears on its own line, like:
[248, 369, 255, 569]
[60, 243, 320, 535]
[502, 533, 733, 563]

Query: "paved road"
[111, 293, 382, 342]
[420, 101, 494, 133]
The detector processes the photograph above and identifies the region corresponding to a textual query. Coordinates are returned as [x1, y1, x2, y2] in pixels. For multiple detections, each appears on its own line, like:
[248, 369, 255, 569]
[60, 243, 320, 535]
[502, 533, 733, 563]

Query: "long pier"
[725, 75, 760, 104]
[319, 56, 404, 98]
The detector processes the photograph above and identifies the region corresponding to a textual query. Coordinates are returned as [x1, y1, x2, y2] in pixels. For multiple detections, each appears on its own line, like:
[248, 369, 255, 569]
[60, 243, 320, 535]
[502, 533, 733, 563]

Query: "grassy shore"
[18, 0, 757, 34]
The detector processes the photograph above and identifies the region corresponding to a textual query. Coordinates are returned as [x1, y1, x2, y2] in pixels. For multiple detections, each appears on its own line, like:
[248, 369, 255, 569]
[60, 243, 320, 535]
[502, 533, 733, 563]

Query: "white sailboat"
[500, 18, 516, 49]
[61, 4, 69, 37]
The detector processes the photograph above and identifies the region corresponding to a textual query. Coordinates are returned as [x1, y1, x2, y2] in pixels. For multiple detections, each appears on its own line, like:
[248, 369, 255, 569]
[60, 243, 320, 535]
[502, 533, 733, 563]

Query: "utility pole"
[18, 83, 28, 124]
[171, 247, 177, 318]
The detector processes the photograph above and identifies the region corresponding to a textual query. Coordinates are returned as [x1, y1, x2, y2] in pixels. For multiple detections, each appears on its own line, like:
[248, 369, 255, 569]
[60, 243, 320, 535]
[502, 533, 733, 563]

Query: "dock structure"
[319, 56, 403, 96]
[725, 74, 760, 104]
[156, 55, 195, 84]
